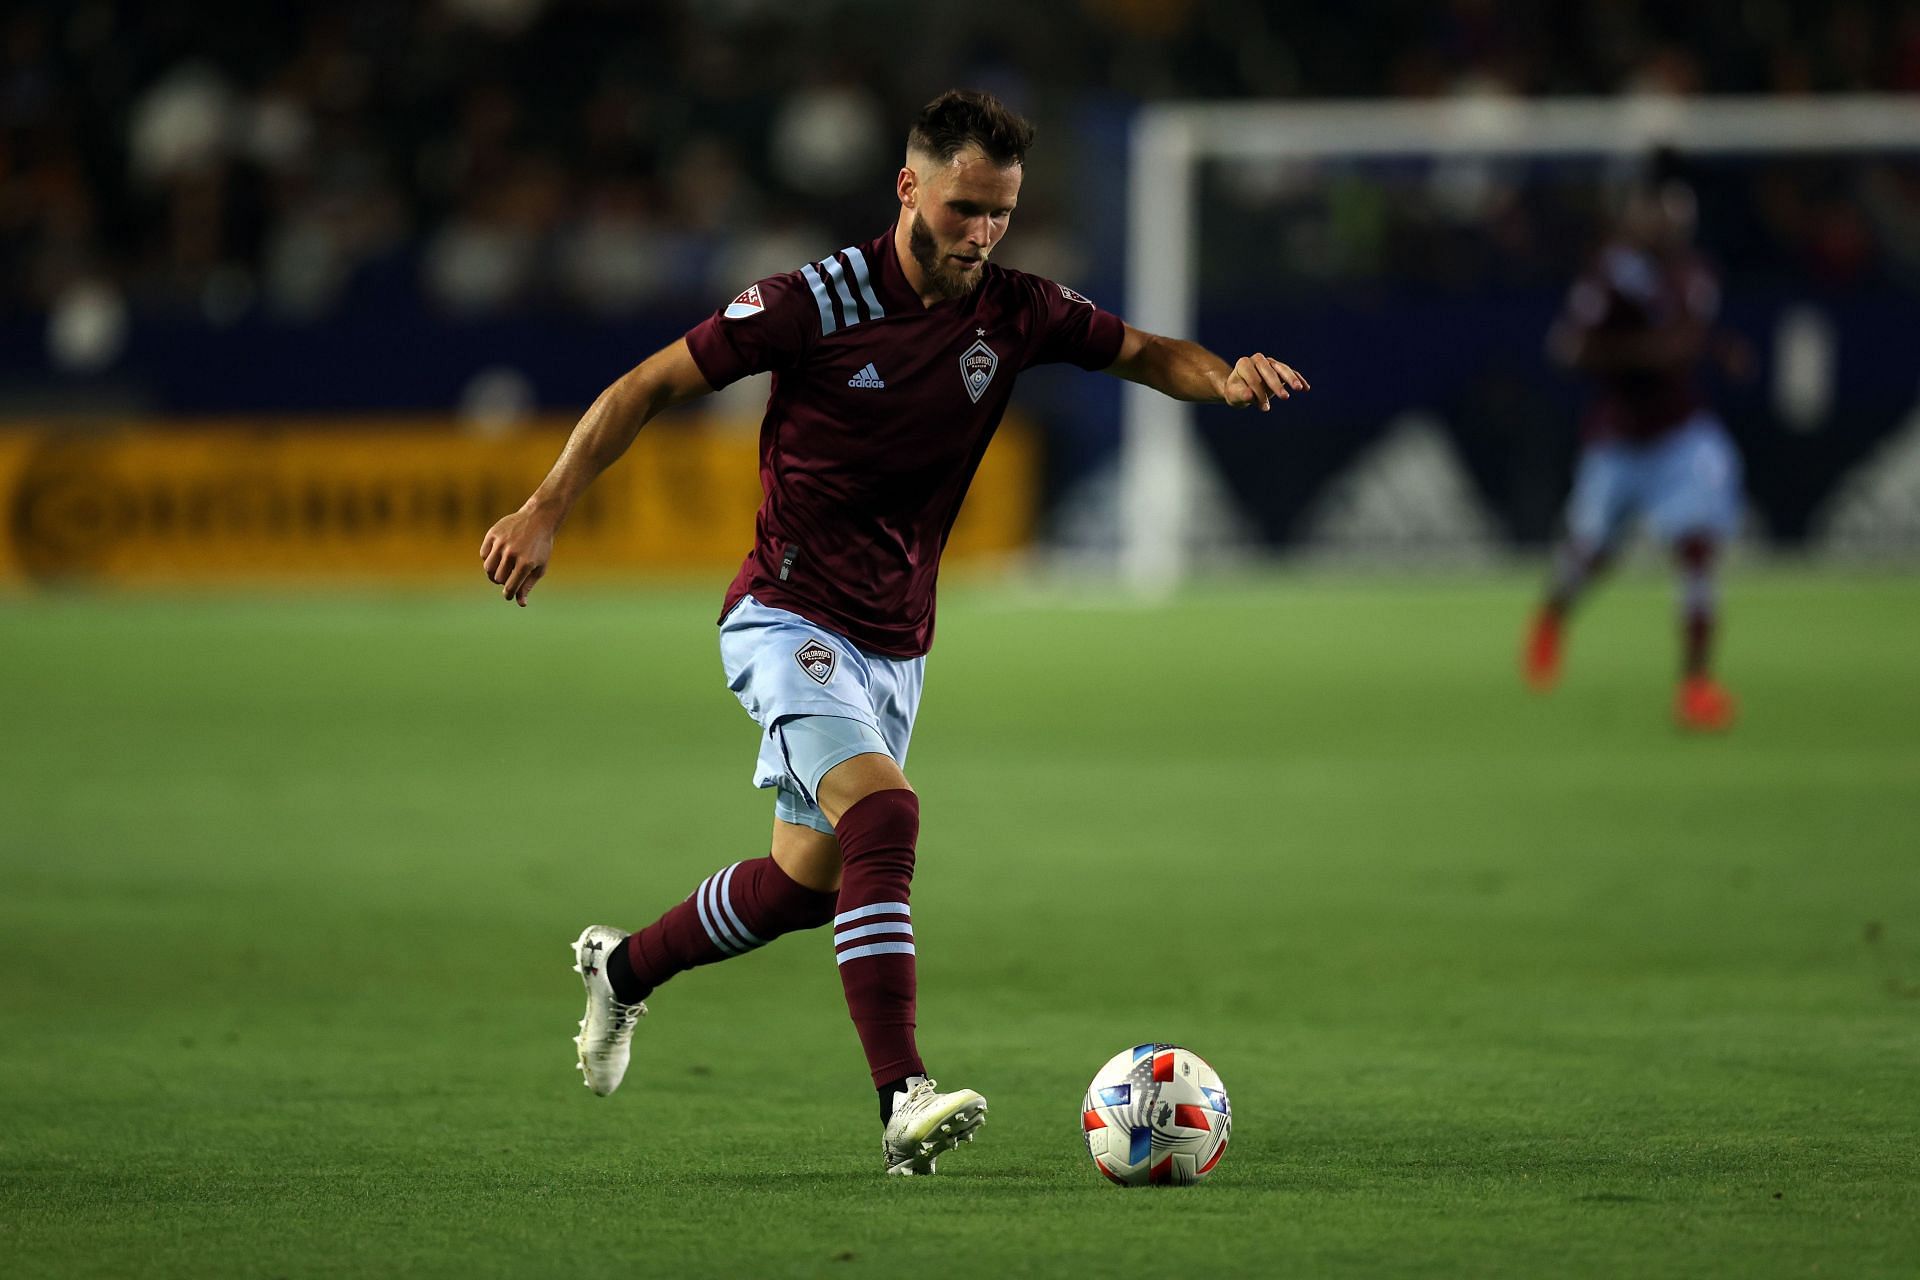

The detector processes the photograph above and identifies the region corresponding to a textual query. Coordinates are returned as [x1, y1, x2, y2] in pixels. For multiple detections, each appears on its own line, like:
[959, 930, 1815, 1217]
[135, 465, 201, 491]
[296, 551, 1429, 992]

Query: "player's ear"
[897, 166, 917, 209]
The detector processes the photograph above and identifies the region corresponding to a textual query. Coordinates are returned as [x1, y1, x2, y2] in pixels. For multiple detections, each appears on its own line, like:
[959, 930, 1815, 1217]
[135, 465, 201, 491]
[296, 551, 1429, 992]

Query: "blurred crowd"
[5, 0, 1920, 333]
[1200, 149, 1920, 302]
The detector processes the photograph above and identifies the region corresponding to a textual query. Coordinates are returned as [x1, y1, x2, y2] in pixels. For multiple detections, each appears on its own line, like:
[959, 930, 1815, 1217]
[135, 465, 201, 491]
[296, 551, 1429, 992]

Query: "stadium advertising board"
[0, 419, 1037, 586]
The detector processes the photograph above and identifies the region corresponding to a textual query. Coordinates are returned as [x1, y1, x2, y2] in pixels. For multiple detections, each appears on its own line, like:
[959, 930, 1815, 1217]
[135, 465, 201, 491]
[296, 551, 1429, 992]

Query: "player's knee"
[817, 751, 912, 827]
[1673, 532, 1717, 571]
[1568, 537, 1615, 570]
[771, 819, 845, 895]
[829, 786, 919, 870]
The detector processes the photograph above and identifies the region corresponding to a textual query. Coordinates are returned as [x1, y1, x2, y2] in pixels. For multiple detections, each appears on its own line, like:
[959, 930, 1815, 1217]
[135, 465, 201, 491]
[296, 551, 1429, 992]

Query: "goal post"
[1120, 94, 1920, 592]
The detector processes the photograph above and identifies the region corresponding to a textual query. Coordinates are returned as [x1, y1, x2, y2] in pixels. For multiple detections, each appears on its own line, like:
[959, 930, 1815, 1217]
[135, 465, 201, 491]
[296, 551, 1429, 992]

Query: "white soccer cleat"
[882, 1077, 987, 1175]
[571, 925, 646, 1096]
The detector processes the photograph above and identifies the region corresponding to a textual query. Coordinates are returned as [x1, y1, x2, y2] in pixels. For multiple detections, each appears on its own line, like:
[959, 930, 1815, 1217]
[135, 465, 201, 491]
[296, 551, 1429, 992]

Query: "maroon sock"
[1683, 611, 1715, 678]
[615, 856, 836, 1002]
[1548, 541, 1612, 616]
[832, 789, 925, 1088]
[1675, 534, 1719, 678]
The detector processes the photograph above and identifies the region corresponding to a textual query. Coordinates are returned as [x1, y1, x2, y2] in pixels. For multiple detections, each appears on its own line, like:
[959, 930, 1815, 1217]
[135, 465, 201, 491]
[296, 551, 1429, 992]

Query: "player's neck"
[892, 218, 945, 310]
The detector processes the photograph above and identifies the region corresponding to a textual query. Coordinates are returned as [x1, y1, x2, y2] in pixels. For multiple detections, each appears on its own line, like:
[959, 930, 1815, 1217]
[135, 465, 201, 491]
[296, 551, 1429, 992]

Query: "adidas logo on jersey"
[847, 362, 886, 389]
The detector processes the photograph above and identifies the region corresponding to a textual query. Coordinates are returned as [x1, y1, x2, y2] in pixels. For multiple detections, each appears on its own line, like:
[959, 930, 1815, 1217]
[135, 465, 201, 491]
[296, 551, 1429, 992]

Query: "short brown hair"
[907, 90, 1034, 167]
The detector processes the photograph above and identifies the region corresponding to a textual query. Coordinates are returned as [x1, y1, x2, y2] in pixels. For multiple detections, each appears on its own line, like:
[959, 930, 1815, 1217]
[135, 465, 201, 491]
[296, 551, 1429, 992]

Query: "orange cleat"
[1522, 608, 1563, 692]
[1675, 675, 1737, 732]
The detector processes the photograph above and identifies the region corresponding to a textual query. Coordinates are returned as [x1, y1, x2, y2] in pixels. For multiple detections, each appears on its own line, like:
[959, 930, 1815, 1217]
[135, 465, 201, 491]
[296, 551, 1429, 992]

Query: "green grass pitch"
[2, 568, 1917, 1277]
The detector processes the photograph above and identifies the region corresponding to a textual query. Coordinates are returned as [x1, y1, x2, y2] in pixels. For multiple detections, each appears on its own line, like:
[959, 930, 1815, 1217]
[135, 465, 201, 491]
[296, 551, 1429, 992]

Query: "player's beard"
[909, 212, 985, 300]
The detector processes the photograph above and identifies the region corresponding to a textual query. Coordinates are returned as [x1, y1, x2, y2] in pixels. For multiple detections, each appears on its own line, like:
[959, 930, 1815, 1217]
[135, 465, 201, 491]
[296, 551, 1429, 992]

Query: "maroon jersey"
[1560, 242, 1719, 443]
[685, 229, 1125, 657]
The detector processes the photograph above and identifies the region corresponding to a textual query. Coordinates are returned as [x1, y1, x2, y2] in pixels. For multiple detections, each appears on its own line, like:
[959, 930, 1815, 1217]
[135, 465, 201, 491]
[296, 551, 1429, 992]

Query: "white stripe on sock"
[696, 874, 741, 954]
[833, 920, 914, 947]
[834, 901, 911, 927]
[715, 862, 766, 948]
[834, 941, 917, 965]
[708, 872, 752, 952]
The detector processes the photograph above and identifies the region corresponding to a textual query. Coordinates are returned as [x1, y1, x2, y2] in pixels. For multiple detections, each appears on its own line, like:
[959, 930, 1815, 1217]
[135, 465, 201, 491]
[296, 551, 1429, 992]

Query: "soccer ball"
[1080, 1043, 1232, 1186]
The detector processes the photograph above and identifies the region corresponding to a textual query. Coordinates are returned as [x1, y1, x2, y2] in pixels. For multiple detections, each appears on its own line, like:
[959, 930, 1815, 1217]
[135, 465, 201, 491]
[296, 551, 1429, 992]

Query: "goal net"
[1117, 95, 1920, 590]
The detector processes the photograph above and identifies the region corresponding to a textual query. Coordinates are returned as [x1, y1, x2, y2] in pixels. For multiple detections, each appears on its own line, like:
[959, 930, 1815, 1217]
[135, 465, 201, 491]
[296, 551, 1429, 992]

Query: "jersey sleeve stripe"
[841, 246, 885, 322]
[820, 254, 859, 327]
[799, 263, 838, 336]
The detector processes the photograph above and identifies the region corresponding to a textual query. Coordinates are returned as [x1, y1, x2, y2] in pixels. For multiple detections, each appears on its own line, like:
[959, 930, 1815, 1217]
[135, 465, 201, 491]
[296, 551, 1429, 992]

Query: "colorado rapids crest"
[794, 639, 836, 685]
[959, 339, 999, 404]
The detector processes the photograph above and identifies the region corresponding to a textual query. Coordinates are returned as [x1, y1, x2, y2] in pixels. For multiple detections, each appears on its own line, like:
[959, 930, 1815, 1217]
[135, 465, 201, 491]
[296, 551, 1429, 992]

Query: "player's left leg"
[1651, 414, 1743, 731]
[808, 750, 985, 1176]
[1671, 532, 1736, 731]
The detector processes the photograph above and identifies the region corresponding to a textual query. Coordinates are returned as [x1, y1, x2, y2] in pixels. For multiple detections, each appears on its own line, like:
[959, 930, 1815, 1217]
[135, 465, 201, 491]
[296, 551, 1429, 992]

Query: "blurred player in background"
[480, 90, 1308, 1175]
[1523, 154, 1747, 731]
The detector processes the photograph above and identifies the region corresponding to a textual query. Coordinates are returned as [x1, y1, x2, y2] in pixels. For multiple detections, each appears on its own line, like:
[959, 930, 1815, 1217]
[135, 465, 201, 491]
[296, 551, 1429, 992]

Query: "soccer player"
[1522, 164, 1744, 731]
[480, 90, 1308, 1175]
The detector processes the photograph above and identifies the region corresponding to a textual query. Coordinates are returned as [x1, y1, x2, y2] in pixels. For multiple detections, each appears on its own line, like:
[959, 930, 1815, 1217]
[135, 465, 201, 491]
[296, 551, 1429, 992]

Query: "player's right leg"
[1525, 538, 1613, 691]
[1525, 443, 1631, 691]
[569, 598, 868, 1098]
[571, 850, 838, 1095]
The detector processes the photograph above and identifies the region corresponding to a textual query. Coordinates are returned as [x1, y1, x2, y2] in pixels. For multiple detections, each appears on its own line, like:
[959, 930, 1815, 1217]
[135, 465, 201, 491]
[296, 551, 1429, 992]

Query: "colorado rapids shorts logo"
[794, 639, 836, 685]
[959, 338, 999, 404]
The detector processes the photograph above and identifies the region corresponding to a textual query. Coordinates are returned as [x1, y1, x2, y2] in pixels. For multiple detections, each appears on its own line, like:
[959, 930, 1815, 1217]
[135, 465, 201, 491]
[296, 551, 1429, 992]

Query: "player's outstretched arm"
[481, 338, 713, 606]
[1103, 323, 1308, 411]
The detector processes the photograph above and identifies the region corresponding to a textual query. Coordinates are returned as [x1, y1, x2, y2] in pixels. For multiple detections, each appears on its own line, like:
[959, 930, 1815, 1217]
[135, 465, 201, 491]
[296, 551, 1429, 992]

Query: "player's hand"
[1218, 354, 1309, 411]
[480, 504, 556, 607]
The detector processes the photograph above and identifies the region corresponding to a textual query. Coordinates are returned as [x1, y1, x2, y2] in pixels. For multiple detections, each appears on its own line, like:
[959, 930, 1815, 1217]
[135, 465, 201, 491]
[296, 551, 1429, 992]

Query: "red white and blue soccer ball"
[1081, 1043, 1232, 1186]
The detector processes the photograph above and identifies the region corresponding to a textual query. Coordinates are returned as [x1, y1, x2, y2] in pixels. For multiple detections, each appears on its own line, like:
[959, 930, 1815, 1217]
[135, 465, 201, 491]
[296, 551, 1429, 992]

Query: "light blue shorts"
[1566, 413, 1744, 548]
[718, 595, 924, 835]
